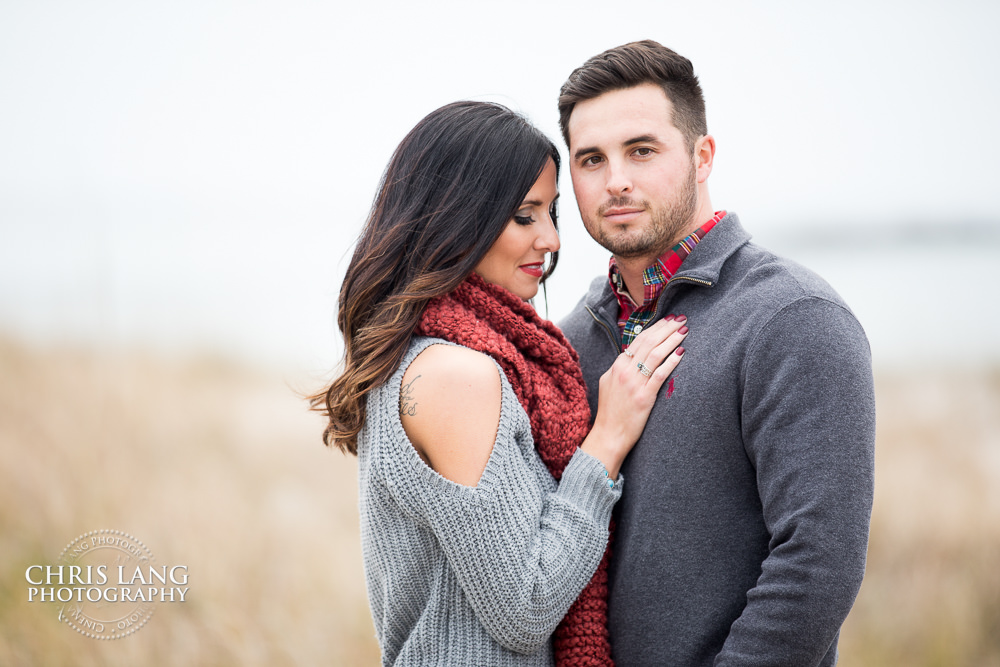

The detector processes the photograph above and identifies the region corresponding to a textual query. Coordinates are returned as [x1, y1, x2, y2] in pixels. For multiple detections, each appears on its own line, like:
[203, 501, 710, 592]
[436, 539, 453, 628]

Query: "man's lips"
[602, 207, 644, 222]
[519, 263, 544, 277]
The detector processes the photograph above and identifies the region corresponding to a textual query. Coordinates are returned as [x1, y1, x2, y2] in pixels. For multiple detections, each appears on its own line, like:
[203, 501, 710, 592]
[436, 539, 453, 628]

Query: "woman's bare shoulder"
[403, 343, 500, 394]
[400, 344, 502, 487]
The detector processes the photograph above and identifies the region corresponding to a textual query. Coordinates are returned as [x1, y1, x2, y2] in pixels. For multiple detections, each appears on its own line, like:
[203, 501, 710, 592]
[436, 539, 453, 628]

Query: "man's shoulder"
[689, 212, 848, 310]
[727, 239, 850, 312]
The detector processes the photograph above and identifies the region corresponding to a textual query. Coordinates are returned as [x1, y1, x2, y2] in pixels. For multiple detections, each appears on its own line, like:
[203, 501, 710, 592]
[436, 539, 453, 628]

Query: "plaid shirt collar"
[610, 210, 726, 345]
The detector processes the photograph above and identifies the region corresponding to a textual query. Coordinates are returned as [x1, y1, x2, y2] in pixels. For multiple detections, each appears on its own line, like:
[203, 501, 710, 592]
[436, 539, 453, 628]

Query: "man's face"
[567, 83, 699, 259]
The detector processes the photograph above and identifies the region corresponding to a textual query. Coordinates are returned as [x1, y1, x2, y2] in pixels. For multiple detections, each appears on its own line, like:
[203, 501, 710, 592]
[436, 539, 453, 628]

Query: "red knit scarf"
[415, 273, 614, 667]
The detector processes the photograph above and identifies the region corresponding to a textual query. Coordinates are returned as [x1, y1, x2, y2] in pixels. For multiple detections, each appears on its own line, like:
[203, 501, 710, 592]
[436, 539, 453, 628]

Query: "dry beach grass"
[0, 337, 998, 665]
[0, 339, 379, 665]
[839, 370, 1000, 666]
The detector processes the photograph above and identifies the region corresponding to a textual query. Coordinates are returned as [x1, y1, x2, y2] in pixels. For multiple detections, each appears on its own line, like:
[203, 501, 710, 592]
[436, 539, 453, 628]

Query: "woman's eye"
[514, 214, 534, 225]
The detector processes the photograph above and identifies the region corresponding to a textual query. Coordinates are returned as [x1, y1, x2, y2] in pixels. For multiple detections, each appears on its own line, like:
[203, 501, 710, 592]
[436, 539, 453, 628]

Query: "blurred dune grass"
[1, 337, 998, 665]
[0, 337, 379, 666]
[839, 369, 1000, 666]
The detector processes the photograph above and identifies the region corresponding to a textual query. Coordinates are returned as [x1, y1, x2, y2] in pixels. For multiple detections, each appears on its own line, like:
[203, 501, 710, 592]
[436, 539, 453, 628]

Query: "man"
[558, 40, 875, 666]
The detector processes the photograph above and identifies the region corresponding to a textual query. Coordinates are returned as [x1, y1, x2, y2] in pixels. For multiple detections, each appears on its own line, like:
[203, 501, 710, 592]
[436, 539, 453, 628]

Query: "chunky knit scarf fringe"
[416, 273, 615, 667]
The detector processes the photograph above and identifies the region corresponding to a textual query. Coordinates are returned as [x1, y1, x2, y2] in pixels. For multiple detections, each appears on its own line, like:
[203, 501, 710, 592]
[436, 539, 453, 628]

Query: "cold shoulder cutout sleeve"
[398, 342, 503, 487]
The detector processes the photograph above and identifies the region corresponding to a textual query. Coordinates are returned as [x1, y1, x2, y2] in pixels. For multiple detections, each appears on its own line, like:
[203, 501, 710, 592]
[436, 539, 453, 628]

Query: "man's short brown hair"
[558, 40, 707, 152]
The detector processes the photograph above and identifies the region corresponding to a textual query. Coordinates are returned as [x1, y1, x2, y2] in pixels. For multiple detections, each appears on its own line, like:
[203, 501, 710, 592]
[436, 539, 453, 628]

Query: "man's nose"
[605, 160, 632, 195]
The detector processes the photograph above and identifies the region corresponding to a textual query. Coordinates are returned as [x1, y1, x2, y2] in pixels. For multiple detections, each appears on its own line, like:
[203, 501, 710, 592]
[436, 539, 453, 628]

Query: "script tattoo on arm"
[399, 375, 421, 417]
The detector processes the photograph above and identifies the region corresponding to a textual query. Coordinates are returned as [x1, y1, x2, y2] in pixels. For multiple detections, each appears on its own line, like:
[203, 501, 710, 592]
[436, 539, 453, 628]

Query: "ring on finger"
[636, 361, 653, 377]
[623, 348, 634, 358]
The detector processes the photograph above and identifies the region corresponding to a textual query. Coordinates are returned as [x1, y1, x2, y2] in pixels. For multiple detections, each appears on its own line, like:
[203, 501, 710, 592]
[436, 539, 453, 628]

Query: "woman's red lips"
[519, 263, 544, 277]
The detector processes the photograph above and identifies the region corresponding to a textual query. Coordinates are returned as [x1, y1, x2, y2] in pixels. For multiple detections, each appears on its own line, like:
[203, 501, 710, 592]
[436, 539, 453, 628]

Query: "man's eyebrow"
[573, 135, 661, 161]
[623, 134, 660, 147]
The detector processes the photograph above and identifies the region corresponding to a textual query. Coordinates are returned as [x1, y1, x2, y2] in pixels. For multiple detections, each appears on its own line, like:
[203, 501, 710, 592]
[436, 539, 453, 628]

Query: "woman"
[311, 101, 688, 666]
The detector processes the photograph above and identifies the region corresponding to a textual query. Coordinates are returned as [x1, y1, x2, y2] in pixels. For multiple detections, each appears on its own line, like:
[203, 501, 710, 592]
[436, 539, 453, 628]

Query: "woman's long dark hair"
[311, 101, 561, 454]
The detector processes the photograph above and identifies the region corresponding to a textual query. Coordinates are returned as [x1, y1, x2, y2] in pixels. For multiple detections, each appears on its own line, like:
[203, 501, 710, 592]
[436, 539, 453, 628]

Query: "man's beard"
[584, 160, 698, 259]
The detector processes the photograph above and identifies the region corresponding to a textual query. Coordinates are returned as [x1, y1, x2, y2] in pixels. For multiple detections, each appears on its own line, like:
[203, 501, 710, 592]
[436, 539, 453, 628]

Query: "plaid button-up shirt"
[610, 210, 726, 348]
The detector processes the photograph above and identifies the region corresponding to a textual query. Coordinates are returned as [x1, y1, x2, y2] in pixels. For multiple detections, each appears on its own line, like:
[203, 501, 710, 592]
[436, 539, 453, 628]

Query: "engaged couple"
[312, 40, 876, 666]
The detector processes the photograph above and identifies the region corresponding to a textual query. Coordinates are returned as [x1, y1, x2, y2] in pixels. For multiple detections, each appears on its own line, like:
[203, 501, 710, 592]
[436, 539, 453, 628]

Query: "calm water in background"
[0, 220, 998, 373]
[778, 243, 999, 370]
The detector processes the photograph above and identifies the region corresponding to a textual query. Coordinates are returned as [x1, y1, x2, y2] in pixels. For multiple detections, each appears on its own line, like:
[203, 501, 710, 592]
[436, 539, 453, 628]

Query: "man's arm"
[717, 296, 876, 666]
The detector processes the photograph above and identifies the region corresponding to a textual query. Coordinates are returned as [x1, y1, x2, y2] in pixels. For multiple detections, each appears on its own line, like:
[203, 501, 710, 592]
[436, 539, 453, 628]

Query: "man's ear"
[695, 134, 715, 184]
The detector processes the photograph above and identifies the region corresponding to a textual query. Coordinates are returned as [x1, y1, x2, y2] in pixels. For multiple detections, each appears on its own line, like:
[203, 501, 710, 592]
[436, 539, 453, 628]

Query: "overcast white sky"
[1, 0, 998, 370]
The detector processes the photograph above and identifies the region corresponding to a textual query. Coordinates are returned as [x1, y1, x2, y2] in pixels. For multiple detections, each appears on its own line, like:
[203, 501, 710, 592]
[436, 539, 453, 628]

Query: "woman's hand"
[580, 316, 688, 478]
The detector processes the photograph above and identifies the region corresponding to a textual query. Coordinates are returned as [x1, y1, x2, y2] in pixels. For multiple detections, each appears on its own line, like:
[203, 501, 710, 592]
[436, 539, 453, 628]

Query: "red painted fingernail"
[675, 315, 687, 323]
[678, 325, 689, 334]
[664, 314, 676, 321]
[676, 347, 685, 356]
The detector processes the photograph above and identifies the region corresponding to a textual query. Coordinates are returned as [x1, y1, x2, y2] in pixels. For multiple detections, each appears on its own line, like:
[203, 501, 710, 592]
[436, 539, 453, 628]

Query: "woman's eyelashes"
[514, 210, 534, 225]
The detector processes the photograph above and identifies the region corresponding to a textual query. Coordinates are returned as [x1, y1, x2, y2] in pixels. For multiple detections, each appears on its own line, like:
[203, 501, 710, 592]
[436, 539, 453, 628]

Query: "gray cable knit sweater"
[357, 336, 622, 666]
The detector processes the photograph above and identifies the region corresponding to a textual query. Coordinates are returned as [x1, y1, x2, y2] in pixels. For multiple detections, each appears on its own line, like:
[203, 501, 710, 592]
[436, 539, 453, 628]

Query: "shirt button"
[633, 324, 643, 334]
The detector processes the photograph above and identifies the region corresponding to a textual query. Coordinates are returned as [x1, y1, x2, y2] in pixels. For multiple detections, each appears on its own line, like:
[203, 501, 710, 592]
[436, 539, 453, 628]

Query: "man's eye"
[583, 155, 603, 166]
[634, 147, 653, 156]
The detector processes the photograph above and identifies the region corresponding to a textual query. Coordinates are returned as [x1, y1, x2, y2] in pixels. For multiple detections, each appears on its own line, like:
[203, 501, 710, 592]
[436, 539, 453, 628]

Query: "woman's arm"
[391, 320, 687, 652]
[394, 344, 619, 652]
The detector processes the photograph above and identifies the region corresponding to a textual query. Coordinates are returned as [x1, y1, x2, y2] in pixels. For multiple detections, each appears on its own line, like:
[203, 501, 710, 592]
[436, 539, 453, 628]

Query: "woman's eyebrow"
[521, 193, 559, 207]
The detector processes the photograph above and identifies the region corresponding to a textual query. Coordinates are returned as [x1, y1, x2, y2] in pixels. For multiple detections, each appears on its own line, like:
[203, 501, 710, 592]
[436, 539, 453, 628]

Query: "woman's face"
[473, 158, 560, 300]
